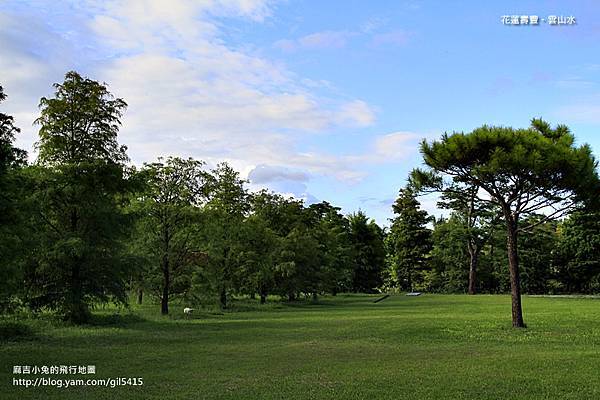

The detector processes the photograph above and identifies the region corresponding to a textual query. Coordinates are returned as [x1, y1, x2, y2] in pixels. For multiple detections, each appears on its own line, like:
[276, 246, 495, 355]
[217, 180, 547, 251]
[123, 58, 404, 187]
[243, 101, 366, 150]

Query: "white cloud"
[298, 30, 354, 49]
[248, 164, 310, 183]
[555, 103, 600, 124]
[1, 0, 379, 183]
[336, 100, 376, 127]
[373, 131, 421, 159]
[87, 0, 379, 181]
[345, 131, 424, 165]
[371, 30, 411, 46]
[275, 30, 355, 51]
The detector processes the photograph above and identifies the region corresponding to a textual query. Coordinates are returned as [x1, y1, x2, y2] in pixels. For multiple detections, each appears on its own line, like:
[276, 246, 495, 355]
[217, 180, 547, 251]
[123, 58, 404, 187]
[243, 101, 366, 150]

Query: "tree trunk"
[505, 214, 525, 328]
[260, 294, 266, 304]
[312, 292, 318, 302]
[161, 259, 169, 315]
[69, 261, 88, 323]
[67, 208, 88, 324]
[288, 292, 295, 302]
[137, 288, 143, 305]
[467, 242, 479, 295]
[220, 288, 227, 309]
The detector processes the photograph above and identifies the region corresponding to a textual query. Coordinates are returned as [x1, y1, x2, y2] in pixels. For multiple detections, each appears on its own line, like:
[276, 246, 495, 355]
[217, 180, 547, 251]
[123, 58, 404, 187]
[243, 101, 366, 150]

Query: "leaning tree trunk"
[467, 242, 479, 295]
[505, 214, 525, 328]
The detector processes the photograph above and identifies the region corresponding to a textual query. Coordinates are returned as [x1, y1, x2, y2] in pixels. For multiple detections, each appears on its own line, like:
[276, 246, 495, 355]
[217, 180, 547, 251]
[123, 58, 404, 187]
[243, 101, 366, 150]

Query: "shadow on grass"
[0, 321, 38, 342]
[87, 313, 147, 327]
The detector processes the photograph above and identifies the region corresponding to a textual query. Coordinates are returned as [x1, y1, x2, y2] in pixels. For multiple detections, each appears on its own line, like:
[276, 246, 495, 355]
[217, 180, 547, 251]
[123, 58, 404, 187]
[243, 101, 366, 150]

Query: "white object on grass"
[406, 292, 421, 296]
[183, 307, 194, 314]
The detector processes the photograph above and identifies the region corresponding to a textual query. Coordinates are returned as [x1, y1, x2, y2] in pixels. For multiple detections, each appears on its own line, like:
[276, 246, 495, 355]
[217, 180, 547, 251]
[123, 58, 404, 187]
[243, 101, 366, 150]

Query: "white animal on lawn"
[183, 307, 194, 315]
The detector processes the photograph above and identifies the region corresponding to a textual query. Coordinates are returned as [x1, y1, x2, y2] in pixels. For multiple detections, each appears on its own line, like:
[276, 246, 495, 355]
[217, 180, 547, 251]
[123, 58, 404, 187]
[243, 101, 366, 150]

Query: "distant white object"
[406, 292, 421, 296]
[183, 307, 194, 314]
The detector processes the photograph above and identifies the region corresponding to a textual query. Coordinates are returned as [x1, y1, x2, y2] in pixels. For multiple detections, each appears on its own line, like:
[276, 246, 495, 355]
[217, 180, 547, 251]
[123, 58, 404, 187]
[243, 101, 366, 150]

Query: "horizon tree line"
[1, 71, 599, 328]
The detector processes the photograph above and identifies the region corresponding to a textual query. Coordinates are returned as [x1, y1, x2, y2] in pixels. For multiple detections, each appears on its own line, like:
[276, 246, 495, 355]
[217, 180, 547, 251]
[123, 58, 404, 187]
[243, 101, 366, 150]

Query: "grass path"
[2, 294, 600, 399]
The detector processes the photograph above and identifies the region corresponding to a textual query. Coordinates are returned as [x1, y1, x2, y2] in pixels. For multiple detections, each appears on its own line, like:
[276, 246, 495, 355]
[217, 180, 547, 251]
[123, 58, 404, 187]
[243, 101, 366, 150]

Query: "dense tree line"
[1, 72, 599, 326]
[0, 72, 388, 322]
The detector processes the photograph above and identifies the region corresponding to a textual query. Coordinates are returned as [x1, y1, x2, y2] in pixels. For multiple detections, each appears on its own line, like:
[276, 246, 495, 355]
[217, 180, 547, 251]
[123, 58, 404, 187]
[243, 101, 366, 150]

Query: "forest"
[1, 71, 600, 328]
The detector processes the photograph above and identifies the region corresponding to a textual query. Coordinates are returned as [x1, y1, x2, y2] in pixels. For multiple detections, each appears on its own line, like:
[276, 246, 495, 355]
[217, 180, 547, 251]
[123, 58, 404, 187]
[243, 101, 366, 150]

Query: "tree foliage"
[348, 211, 386, 293]
[132, 157, 209, 314]
[387, 187, 432, 291]
[414, 119, 600, 327]
[0, 85, 28, 312]
[25, 72, 132, 323]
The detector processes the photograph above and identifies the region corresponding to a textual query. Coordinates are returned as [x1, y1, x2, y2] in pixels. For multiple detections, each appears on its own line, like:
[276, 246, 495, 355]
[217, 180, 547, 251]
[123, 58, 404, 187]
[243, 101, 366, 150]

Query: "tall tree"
[200, 163, 250, 309]
[432, 185, 499, 294]
[307, 202, 354, 298]
[348, 211, 386, 293]
[414, 119, 600, 327]
[35, 72, 127, 165]
[388, 187, 432, 291]
[27, 71, 131, 323]
[428, 215, 470, 293]
[0, 85, 27, 172]
[133, 157, 209, 315]
[0, 85, 28, 312]
[236, 212, 280, 304]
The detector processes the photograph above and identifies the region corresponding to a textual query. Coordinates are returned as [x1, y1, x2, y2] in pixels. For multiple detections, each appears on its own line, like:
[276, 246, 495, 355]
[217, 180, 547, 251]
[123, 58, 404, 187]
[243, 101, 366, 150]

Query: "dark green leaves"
[35, 71, 128, 166]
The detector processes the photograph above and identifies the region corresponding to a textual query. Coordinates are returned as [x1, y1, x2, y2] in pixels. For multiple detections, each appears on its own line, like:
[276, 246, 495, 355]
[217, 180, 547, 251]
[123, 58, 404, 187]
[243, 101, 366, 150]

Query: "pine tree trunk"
[505, 214, 525, 328]
[468, 243, 478, 295]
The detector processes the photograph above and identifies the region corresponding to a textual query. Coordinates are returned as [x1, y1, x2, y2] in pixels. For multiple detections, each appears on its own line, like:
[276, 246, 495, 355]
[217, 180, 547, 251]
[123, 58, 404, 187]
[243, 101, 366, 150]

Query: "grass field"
[2, 294, 600, 399]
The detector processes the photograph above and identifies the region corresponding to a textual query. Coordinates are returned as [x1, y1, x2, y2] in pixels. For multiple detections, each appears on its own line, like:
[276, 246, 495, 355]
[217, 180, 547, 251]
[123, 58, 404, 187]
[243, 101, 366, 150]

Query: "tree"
[236, 212, 280, 304]
[26, 71, 131, 323]
[348, 211, 386, 293]
[35, 72, 127, 165]
[554, 212, 600, 293]
[0, 84, 28, 312]
[387, 187, 432, 291]
[518, 215, 557, 294]
[0, 85, 27, 172]
[200, 163, 250, 309]
[432, 185, 499, 294]
[414, 119, 600, 327]
[133, 157, 209, 315]
[307, 202, 354, 298]
[247, 191, 306, 302]
[427, 215, 470, 293]
[238, 191, 302, 304]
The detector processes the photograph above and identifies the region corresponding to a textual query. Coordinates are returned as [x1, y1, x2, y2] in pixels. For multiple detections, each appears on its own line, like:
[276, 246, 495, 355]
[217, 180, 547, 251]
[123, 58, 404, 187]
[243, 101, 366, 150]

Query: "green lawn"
[2, 294, 600, 399]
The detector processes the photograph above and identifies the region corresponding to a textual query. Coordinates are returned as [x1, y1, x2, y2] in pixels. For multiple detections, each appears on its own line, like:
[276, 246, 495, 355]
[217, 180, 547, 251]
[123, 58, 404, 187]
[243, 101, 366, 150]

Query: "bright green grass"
[2, 294, 600, 399]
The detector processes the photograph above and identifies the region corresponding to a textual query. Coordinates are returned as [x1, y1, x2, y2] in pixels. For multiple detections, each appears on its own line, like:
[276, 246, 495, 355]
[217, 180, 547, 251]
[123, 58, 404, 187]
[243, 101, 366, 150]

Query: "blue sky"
[1, 1, 599, 225]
